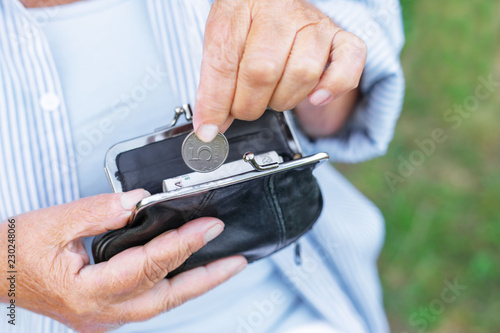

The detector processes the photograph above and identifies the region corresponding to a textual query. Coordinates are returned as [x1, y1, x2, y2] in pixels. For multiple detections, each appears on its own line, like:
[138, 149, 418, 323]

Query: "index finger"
[117, 256, 247, 322]
[193, 0, 250, 142]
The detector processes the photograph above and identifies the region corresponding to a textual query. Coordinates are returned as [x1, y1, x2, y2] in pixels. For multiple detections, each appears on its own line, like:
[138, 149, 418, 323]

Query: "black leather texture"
[93, 164, 322, 276]
[92, 111, 324, 276]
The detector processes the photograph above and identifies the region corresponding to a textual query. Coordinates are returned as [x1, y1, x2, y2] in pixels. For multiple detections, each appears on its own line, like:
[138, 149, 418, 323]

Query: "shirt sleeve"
[290, 0, 406, 163]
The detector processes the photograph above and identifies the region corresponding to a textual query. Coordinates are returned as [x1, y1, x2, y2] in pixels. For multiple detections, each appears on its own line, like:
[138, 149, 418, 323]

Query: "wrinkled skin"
[7, 0, 368, 331]
[194, 0, 367, 141]
[0, 190, 246, 332]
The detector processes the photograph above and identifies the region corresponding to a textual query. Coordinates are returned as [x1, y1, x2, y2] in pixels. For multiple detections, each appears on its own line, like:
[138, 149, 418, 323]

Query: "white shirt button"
[40, 92, 61, 112]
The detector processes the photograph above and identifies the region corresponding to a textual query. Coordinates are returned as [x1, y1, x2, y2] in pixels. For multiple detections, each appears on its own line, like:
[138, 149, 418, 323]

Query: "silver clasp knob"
[243, 152, 280, 172]
[155, 104, 193, 132]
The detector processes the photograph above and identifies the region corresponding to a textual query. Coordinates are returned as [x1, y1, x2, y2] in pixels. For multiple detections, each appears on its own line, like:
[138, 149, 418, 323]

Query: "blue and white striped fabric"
[0, 0, 405, 332]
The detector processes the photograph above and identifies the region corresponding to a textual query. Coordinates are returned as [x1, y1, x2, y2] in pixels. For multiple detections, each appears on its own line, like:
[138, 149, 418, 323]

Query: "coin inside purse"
[105, 110, 303, 195]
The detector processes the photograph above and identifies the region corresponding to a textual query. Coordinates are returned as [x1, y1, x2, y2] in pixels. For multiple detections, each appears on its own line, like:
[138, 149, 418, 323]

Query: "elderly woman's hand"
[0, 190, 246, 332]
[193, 0, 367, 142]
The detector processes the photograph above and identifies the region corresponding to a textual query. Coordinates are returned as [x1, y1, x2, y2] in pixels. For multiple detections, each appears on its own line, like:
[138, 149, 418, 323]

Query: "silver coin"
[181, 131, 229, 173]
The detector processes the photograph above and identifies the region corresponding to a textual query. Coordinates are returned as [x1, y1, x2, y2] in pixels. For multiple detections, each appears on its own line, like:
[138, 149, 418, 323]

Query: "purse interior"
[112, 111, 298, 194]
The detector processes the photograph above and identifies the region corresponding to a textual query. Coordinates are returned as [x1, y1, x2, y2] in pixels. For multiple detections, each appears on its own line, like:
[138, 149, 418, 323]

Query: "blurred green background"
[337, 0, 500, 332]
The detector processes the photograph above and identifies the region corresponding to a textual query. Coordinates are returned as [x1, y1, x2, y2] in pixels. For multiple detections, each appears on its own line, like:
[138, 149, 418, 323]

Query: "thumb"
[60, 189, 150, 240]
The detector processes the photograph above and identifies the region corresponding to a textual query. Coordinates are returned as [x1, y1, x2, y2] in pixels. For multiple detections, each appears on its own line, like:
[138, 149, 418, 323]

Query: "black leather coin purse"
[92, 105, 328, 276]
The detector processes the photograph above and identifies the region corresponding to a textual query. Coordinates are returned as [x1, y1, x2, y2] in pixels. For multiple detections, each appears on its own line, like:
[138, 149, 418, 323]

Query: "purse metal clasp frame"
[243, 152, 279, 171]
[155, 104, 193, 132]
[105, 104, 308, 193]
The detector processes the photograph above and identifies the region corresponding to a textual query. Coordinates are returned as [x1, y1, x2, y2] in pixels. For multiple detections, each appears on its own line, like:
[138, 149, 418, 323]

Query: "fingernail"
[120, 189, 150, 211]
[309, 89, 333, 106]
[197, 124, 219, 142]
[204, 223, 224, 243]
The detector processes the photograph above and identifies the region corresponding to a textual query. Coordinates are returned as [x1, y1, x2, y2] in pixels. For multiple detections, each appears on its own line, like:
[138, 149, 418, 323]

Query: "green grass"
[336, 0, 500, 331]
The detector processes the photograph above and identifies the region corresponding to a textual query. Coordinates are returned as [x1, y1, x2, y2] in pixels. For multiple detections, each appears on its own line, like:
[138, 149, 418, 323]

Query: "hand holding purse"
[92, 105, 328, 276]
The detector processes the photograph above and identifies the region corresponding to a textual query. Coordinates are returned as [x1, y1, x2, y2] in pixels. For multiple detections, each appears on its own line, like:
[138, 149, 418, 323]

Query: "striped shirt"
[0, 0, 405, 332]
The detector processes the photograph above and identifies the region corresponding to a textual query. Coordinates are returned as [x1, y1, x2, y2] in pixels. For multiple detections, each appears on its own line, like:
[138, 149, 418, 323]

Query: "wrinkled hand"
[0, 190, 246, 332]
[193, 0, 367, 142]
